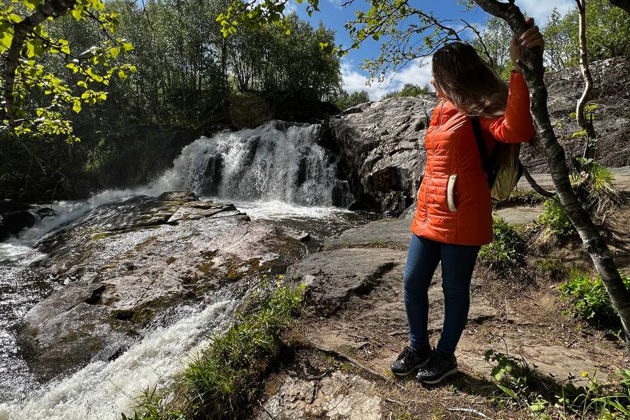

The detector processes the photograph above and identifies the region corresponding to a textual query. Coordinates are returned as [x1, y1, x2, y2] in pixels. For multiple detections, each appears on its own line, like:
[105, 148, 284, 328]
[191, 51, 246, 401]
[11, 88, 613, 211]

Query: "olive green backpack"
[470, 116, 523, 201]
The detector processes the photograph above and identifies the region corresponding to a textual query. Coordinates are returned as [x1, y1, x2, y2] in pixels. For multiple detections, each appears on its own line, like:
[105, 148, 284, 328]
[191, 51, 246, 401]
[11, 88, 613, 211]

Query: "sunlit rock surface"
[18, 191, 306, 381]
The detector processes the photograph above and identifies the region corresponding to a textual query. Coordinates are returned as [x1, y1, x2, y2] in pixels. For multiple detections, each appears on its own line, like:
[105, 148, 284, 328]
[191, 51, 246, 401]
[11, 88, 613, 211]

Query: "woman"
[390, 19, 544, 384]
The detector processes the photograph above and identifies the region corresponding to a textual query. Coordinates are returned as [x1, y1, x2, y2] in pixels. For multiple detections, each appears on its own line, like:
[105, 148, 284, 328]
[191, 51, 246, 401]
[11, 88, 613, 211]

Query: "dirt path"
[253, 172, 630, 419]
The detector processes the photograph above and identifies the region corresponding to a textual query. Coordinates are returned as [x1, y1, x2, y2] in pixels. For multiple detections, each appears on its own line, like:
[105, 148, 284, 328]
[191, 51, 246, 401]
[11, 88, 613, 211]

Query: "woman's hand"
[509, 17, 545, 71]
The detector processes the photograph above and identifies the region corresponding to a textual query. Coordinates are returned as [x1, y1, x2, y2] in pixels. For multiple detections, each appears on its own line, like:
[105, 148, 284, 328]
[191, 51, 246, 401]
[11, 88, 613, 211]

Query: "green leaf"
[71, 6, 83, 21]
[496, 384, 517, 399]
[122, 42, 133, 51]
[23, 0, 41, 11]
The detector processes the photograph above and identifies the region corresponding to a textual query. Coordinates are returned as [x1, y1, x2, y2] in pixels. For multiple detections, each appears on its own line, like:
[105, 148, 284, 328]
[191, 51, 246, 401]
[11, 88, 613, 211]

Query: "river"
[0, 122, 378, 419]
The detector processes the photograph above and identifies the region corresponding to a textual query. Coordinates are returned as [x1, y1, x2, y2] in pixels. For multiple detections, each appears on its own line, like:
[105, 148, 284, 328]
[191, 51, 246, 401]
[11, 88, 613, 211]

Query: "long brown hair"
[432, 42, 508, 116]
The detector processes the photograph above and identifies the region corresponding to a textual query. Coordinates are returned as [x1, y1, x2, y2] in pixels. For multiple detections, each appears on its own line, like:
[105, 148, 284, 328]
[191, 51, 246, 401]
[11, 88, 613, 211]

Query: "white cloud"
[341, 58, 434, 101]
[515, 0, 575, 25]
[326, 0, 343, 8]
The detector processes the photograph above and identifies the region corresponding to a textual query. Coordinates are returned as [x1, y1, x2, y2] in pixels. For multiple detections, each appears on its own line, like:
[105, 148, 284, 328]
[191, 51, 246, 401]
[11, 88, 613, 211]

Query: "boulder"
[18, 192, 306, 381]
[329, 58, 630, 214]
[0, 201, 36, 240]
[329, 95, 438, 215]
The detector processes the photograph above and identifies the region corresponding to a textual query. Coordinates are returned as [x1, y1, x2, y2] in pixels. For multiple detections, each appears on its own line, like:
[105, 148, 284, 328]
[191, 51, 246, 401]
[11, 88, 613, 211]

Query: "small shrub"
[538, 197, 575, 236]
[493, 189, 545, 209]
[535, 258, 568, 282]
[479, 216, 526, 266]
[575, 162, 623, 221]
[559, 269, 630, 329]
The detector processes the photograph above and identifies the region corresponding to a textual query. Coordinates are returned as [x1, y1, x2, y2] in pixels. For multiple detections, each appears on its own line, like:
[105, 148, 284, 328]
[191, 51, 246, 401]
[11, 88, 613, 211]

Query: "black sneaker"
[390, 345, 431, 377]
[415, 350, 458, 384]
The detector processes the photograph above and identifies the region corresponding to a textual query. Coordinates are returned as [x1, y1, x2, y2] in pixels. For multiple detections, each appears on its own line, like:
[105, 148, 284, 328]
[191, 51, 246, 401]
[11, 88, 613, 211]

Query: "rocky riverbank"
[13, 191, 311, 383]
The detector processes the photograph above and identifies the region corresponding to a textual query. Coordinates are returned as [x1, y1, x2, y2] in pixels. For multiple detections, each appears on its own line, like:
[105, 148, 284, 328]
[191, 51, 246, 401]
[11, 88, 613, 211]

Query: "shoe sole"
[418, 367, 458, 384]
[391, 358, 431, 377]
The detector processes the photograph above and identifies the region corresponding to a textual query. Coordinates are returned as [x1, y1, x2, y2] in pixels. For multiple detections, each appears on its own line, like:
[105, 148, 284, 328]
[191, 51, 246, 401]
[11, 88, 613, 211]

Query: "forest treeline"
[1, 0, 629, 202]
[1, 0, 342, 201]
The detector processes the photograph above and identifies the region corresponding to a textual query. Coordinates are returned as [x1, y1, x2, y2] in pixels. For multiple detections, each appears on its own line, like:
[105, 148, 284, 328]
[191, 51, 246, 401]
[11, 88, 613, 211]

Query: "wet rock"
[0, 209, 36, 240]
[258, 371, 381, 419]
[18, 192, 306, 381]
[36, 207, 55, 219]
[286, 247, 405, 316]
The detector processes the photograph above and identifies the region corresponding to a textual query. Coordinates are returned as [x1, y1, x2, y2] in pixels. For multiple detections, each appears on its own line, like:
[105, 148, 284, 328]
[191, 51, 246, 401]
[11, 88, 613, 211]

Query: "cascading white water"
[0, 300, 234, 420]
[147, 121, 352, 207]
[0, 121, 352, 258]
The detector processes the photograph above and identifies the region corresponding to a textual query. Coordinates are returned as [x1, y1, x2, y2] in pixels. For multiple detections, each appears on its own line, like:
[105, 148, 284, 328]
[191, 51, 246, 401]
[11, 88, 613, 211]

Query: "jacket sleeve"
[481, 71, 536, 143]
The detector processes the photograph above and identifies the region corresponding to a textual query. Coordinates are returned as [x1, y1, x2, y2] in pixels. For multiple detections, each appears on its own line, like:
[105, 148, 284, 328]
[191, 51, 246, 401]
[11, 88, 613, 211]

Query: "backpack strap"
[470, 116, 497, 188]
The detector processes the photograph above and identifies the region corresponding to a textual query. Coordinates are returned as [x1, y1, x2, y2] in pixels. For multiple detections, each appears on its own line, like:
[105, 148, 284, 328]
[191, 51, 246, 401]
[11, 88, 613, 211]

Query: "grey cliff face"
[327, 57, 629, 215]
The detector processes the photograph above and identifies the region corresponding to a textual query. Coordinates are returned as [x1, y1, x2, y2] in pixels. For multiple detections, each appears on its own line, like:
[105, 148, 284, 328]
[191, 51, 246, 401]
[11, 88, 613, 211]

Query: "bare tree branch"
[575, 0, 597, 159]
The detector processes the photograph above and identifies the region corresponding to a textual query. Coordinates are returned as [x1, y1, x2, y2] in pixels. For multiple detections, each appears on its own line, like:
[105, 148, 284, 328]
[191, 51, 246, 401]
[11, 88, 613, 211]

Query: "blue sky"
[288, 0, 576, 99]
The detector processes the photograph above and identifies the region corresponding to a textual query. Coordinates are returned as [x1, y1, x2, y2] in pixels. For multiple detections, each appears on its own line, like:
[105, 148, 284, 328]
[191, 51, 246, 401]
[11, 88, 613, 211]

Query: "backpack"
[470, 116, 523, 201]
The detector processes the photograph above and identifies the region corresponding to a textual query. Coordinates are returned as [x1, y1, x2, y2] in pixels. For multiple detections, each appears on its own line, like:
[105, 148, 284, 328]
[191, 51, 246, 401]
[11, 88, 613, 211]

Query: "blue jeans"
[403, 234, 480, 355]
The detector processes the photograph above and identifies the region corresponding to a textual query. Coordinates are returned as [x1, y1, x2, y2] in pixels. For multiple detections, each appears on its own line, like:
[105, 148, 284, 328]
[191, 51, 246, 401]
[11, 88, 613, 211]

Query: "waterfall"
[147, 121, 353, 207]
[0, 120, 355, 418]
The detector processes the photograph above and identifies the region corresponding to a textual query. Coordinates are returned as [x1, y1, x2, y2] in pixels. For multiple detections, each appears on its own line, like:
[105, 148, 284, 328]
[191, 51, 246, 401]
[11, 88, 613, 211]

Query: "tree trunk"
[474, 0, 630, 353]
[575, 0, 597, 160]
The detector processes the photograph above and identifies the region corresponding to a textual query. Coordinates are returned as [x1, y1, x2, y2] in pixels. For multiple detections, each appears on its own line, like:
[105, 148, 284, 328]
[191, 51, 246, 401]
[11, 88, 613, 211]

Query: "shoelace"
[399, 346, 416, 364]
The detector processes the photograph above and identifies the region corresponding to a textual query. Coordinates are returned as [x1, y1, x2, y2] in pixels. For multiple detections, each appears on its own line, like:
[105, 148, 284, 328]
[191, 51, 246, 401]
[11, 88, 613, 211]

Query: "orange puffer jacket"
[410, 71, 536, 246]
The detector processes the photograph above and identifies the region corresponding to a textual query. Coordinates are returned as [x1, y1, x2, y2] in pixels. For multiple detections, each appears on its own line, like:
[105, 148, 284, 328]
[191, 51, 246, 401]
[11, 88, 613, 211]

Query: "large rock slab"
[286, 247, 406, 316]
[18, 192, 306, 381]
[323, 217, 411, 251]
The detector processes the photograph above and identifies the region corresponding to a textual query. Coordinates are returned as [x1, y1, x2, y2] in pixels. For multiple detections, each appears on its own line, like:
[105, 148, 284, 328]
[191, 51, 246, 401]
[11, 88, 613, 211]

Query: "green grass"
[538, 197, 575, 237]
[479, 216, 526, 266]
[559, 269, 630, 329]
[123, 277, 305, 420]
[485, 349, 630, 418]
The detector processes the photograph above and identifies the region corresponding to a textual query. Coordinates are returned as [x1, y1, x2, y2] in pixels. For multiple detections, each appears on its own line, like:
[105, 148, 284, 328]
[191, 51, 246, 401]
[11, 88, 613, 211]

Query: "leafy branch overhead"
[0, 0, 136, 141]
[217, 0, 495, 83]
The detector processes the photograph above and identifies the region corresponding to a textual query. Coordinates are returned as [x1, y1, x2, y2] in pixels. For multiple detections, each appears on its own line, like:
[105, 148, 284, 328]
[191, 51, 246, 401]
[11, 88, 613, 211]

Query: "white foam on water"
[221, 198, 354, 220]
[0, 300, 234, 420]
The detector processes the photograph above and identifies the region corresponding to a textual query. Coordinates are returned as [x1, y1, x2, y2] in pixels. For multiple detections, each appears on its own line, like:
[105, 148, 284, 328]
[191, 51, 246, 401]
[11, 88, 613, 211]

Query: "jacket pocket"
[446, 174, 458, 212]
